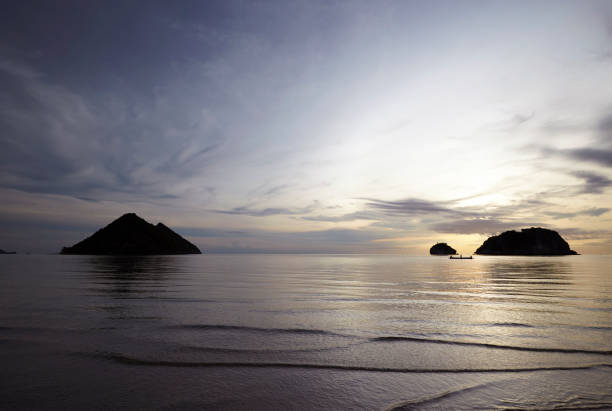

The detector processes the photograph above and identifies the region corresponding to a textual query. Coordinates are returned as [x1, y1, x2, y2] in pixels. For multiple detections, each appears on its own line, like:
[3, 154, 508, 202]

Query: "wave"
[90, 351, 612, 373]
[489, 323, 612, 331]
[0, 326, 42, 332]
[0, 338, 48, 347]
[490, 403, 612, 411]
[384, 381, 496, 410]
[164, 324, 612, 355]
[384, 382, 612, 411]
[371, 336, 612, 355]
[5, 322, 609, 357]
[164, 324, 352, 338]
[579, 325, 612, 331]
[109, 316, 163, 320]
[179, 344, 356, 354]
[489, 322, 534, 328]
[0, 325, 79, 334]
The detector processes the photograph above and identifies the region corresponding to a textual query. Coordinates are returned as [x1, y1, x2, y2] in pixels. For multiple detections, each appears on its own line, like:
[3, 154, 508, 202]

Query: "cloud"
[302, 211, 377, 222]
[287, 228, 393, 244]
[593, 50, 612, 61]
[537, 143, 612, 169]
[431, 219, 545, 235]
[184, 226, 401, 253]
[556, 227, 612, 241]
[171, 227, 251, 238]
[246, 183, 292, 200]
[563, 148, 612, 167]
[0, 58, 224, 201]
[0, 58, 41, 79]
[156, 143, 222, 175]
[600, 112, 612, 143]
[212, 204, 316, 217]
[537, 112, 612, 168]
[262, 184, 290, 197]
[570, 171, 612, 194]
[545, 207, 610, 219]
[307, 195, 553, 232]
[364, 198, 457, 216]
[301, 196, 473, 223]
[510, 112, 535, 126]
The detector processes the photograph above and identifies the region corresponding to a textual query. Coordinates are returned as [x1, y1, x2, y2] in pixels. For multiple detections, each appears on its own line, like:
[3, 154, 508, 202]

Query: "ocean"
[1, 254, 611, 410]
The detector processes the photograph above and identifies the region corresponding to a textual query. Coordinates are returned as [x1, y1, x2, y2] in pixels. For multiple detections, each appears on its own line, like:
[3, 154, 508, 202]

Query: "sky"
[1, 0, 612, 254]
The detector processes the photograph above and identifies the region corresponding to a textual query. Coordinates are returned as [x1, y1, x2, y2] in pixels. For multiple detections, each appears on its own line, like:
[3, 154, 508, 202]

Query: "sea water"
[1, 254, 611, 410]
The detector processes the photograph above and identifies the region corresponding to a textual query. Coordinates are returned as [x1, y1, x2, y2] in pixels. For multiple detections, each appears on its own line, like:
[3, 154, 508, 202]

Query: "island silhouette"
[60, 213, 201, 255]
[429, 242, 457, 255]
[475, 227, 577, 255]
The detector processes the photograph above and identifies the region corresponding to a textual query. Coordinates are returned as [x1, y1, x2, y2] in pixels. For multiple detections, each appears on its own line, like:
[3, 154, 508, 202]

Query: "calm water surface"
[1, 254, 611, 410]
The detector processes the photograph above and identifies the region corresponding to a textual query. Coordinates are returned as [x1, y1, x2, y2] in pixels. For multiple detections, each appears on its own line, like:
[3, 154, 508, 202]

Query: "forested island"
[475, 227, 577, 256]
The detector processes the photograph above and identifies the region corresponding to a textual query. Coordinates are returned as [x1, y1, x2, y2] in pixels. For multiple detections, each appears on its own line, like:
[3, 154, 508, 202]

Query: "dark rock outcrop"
[60, 213, 201, 255]
[430, 242, 457, 255]
[475, 227, 577, 256]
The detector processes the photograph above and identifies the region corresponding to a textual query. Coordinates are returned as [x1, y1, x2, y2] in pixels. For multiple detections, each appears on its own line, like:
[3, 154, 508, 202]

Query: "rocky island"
[430, 242, 457, 255]
[475, 227, 577, 256]
[60, 213, 201, 255]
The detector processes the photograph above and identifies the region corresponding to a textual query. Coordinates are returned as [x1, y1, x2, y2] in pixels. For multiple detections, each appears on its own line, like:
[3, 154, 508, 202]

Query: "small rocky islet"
[429, 242, 457, 255]
[60, 213, 201, 255]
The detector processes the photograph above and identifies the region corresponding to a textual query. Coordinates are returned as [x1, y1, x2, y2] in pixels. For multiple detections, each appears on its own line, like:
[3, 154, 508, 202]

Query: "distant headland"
[475, 227, 577, 256]
[0, 249, 16, 254]
[430, 242, 457, 255]
[60, 213, 201, 255]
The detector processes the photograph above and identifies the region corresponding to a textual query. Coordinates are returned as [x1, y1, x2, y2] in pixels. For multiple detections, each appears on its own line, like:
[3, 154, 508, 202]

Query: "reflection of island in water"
[81, 255, 182, 320]
[486, 260, 572, 280]
[482, 259, 574, 299]
[87, 255, 176, 286]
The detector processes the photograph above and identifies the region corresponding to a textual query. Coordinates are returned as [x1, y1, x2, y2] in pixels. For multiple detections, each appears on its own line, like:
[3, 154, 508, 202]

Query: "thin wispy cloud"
[302, 211, 377, 222]
[364, 198, 459, 217]
[536, 112, 612, 168]
[0, 57, 224, 202]
[431, 219, 545, 235]
[178, 225, 401, 253]
[212, 204, 317, 217]
[545, 207, 610, 219]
